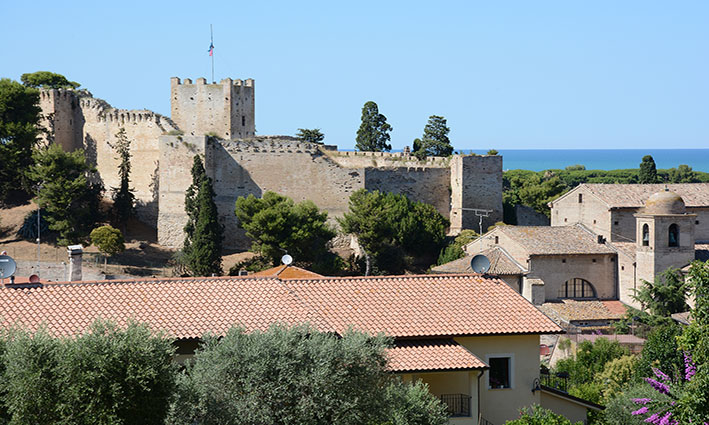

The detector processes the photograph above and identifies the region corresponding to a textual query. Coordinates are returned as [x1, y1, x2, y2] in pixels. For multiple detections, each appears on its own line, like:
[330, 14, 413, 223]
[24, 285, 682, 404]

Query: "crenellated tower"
[38, 89, 84, 151]
[170, 77, 255, 139]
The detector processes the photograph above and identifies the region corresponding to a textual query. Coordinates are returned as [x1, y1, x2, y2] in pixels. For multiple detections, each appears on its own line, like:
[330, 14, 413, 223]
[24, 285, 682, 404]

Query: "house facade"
[0, 272, 604, 424]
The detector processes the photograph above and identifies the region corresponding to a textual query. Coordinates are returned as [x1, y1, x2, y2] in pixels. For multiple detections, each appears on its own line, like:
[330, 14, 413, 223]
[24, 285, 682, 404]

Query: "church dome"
[643, 190, 686, 214]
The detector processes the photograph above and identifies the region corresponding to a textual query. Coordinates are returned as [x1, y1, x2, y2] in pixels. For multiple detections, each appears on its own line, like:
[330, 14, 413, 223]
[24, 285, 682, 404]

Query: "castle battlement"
[170, 76, 255, 139]
[170, 77, 254, 88]
[220, 139, 320, 154]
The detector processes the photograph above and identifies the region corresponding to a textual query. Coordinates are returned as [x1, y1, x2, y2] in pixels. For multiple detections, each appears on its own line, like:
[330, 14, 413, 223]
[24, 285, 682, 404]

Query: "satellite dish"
[29, 274, 40, 284]
[0, 255, 17, 278]
[281, 254, 293, 265]
[470, 254, 490, 274]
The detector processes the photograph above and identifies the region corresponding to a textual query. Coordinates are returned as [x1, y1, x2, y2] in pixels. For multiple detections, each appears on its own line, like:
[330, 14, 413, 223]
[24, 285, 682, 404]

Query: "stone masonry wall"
[38, 89, 178, 226]
[41, 78, 503, 252]
[157, 137, 504, 250]
[170, 77, 255, 139]
[450, 155, 503, 233]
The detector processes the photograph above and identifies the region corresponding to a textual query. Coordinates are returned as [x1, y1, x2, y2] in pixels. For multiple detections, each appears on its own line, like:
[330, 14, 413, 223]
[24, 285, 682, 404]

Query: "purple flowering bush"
[629, 352, 706, 424]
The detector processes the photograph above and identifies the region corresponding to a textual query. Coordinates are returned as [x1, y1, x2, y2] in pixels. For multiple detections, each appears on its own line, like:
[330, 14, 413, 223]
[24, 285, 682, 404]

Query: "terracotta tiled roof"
[573, 183, 709, 209]
[286, 274, 561, 337]
[539, 300, 627, 324]
[494, 225, 616, 255]
[387, 339, 488, 372]
[431, 247, 526, 275]
[251, 265, 324, 279]
[0, 277, 333, 338]
[610, 241, 636, 260]
[0, 274, 561, 339]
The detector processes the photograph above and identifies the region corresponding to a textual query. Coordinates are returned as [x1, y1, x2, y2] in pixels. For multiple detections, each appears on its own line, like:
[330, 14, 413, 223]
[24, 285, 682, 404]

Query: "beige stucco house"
[0, 270, 606, 424]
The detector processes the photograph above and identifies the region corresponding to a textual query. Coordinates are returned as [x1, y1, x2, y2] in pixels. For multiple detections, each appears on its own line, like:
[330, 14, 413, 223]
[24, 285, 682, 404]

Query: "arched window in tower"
[558, 278, 597, 299]
[642, 224, 650, 247]
[669, 224, 679, 247]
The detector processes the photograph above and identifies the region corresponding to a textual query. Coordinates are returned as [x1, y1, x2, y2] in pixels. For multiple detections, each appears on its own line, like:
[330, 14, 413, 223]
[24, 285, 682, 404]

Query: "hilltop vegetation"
[503, 162, 709, 222]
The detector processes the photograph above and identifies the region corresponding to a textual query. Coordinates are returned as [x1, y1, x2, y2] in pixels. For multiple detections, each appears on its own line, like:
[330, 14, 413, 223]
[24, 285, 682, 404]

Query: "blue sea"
[459, 149, 709, 172]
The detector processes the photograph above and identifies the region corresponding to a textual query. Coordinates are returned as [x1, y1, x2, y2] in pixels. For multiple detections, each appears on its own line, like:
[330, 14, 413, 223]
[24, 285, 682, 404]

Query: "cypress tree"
[183, 155, 206, 256]
[355, 101, 392, 152]
[412, 115, 453, 159]
[110, 127, 135, 229]
[186, 177, 223, 276]
[639, 155, 658, 184]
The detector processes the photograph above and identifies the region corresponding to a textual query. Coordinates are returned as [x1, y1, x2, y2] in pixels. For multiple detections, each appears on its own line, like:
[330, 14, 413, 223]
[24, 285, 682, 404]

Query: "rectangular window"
[242, 115, 246, 126]
[489, 357, 511, 389]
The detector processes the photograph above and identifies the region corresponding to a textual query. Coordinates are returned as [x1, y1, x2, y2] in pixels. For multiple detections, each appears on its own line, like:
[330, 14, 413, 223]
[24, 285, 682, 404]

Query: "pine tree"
[355, 101, 392, 152]
[186, 177, 223, 276]
[412, 115, 453, 159]
[110, 128, 135, 229]
[639, 155, 658, 184]
[183, 155, 206, 255]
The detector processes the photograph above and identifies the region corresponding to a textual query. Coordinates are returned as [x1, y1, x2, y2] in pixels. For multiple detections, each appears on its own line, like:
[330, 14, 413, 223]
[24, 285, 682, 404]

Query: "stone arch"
[669, 223, 679, 247]
[558, 278, 597, 299]
[642, 224, 650, 247]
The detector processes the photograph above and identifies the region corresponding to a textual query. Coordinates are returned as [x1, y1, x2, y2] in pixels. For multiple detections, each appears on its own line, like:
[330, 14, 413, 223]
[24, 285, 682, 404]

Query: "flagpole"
[210, 24, 215, 83]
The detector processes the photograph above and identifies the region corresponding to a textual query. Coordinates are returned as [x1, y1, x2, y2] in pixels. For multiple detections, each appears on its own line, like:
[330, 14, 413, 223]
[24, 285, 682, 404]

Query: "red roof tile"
[387, 339, 488, 372]
[285, 274, 561, 337]
[0, 274, 562, 339]
[252, 265, 324, 279]
[0, 277, 333, 338]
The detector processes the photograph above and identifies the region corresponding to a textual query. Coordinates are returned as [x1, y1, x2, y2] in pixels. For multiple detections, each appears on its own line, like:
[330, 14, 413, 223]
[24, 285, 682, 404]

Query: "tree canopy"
[633, 267, 689, 318]
[0, 78, 41, 204]
[20, 71, 80, 89]
[27, 144, 103, 245]
[338, 189, 448, 275]
[3, 321, 175, 425]
[639, 155, 658, 184]
[355, 101, 392, 152]
[110, 127, 135, 228]
[235, 191, 338, 273]
[90, 225, 125, 267]
[185, 177, 223, 276]
[412, 115, 453, 159]
[168, 324, 447, 425]
[295, 128, 324, 144]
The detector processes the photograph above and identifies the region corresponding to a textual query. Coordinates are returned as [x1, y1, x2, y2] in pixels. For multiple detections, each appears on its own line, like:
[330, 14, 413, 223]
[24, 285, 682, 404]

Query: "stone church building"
[438, 184, 709, 310]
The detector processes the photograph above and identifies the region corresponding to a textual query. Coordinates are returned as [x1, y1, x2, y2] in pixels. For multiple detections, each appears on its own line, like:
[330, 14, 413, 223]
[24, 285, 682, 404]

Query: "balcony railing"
[540, 369, 569, 392]
[440, 393, 471, 417]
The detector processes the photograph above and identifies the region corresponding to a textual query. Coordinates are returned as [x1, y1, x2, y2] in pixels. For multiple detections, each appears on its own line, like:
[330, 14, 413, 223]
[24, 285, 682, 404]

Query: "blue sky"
[3, 1, 708, 150]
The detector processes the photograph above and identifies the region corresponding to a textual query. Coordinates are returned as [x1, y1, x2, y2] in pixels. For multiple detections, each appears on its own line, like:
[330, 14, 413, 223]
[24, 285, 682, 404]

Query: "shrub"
[16, 209, 49, 241]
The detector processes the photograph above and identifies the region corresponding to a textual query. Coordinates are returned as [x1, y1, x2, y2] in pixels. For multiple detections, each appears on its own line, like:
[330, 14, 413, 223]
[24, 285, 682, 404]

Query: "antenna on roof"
[281, 254, 293, 265]
[470, 254, 490, 274]
[0, 254, 17, 286]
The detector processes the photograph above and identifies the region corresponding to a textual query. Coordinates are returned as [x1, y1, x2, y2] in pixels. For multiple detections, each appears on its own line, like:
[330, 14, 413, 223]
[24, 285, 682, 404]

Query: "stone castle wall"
[40, 77, 504, 251]
[171, 77, 254, 139]
[39, 89, 178, 225]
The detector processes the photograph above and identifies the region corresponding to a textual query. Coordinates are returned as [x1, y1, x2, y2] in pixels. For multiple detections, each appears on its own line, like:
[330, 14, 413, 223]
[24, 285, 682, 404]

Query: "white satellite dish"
[281, 254, 293, 265]
[0, 255, 17, 279]
[470, 254, 490, 274]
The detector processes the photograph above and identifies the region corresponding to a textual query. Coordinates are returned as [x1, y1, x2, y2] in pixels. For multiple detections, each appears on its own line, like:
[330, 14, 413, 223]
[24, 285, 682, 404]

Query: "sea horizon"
[370, 148, 709, 172]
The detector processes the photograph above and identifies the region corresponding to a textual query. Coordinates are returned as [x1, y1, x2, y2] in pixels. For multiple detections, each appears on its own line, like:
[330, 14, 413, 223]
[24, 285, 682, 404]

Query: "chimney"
[67, 245, 83, 281]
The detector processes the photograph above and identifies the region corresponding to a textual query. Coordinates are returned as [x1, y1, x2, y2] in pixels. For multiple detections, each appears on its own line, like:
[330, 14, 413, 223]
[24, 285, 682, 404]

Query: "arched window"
[669, 224, 679, 247]
[558, 278, 597, 299]
[642, 224, 650, 247]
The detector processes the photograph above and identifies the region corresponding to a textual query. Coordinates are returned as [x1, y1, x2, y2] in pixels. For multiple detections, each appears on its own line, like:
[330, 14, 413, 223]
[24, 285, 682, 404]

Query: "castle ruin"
[39, 77, 503, 250]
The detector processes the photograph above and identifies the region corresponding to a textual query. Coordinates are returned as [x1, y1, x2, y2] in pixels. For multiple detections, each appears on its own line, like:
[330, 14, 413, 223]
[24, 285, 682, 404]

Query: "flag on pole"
[208, 42, 214, 56]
